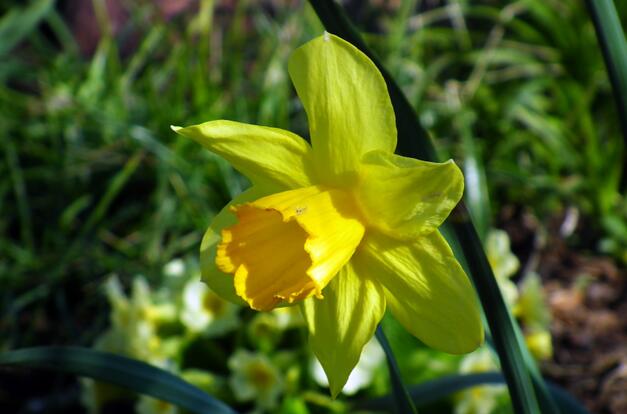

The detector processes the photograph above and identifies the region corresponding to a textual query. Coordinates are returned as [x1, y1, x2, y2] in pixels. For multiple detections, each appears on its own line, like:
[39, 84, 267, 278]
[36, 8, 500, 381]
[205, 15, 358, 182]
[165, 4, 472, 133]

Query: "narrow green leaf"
[585, 0, 627, 188]
[0, 346, 237, 414]
[0, 0, 54, 58]
[449, 214, 546, 414]
[354, 372, 590, 414]
[375, 326, 418, 414]
[2, 136, 33, 249]
[510, 314, 561, 413]
[355, 372, 502, 411]
[306, 1, 557, 413]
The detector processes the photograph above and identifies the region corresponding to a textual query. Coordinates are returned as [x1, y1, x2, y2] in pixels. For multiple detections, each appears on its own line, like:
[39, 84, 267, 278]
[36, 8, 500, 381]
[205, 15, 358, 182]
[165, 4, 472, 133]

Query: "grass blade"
[0, 346, 237, 414]
[0, 0, 54, 58]
[2, 136, 33, 249]
[307, 1, 555, 412]
[375, 326, 418, 414]
[585, 0, 627, 187]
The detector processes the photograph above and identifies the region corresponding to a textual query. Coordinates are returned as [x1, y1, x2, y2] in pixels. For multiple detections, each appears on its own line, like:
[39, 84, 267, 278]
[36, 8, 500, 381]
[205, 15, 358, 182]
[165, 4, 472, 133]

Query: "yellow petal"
[357, 230, 484, 354]
[200, 186, 269, 305]
[301, 261, 385, 397]
[218, 204, 315, 310]
[288, 33, 396, 186]
[217, 185, 365, 311]
[172, 121, 315, 192]
[356, 150, 464, 239]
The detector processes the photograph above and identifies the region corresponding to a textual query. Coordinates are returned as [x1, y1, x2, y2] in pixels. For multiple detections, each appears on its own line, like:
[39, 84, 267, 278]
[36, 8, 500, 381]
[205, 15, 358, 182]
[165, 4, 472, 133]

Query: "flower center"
[247, 361, 275, 390]
[202, 291, 226, 316]
[216, 185, 365, 311]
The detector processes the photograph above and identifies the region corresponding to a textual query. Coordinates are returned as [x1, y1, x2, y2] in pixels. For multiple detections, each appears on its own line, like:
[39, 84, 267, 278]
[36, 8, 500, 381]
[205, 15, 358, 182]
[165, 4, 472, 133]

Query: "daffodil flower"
[173, 32, 483, 395]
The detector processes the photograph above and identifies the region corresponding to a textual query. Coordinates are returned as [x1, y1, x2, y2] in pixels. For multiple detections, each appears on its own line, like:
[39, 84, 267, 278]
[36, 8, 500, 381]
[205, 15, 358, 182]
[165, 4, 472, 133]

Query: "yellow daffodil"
[173, 32, 483, 396]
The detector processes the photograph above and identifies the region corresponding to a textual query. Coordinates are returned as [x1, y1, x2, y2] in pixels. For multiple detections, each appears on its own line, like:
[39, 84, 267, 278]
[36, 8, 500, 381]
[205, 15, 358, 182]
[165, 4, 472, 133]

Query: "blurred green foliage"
[368, 0, 626, 254]
[0, 0, 625, 412]
[0, 0, 322, 350]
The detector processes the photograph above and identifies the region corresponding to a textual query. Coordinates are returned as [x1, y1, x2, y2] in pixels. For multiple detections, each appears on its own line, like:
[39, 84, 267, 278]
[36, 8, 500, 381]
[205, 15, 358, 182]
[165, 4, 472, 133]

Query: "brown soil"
[500, 207, 627, 414]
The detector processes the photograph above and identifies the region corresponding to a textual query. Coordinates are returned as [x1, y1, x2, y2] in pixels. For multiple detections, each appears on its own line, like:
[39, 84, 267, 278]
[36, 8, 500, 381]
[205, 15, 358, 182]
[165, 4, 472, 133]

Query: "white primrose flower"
[81, 276, 179, 413]
[103, 275, 176, 364]
[455, 347, 506, 414]
[228, 349, 284, 411]
[163, 258, 186, 279]
[180, 279, 239, 336]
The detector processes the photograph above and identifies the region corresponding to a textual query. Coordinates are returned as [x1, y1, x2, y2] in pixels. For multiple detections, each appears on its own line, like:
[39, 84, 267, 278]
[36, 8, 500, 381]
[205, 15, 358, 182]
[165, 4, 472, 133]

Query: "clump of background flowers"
[83, 228, 551, 413]
[82, 226, 552, 414]
[82, 258, 387, 413]
[486, 229, 552, 361]
[454, 229, 553, 413]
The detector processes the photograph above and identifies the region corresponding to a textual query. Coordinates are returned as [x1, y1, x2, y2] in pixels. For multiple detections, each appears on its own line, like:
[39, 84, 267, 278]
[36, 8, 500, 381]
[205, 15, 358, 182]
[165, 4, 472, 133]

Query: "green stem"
[449, 208, 555, 413]
[375, 326, 418, 414]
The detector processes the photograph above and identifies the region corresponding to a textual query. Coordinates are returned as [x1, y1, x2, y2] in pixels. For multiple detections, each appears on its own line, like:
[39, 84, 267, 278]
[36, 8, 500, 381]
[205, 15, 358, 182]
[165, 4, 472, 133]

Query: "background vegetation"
[1, 0, 625, 413]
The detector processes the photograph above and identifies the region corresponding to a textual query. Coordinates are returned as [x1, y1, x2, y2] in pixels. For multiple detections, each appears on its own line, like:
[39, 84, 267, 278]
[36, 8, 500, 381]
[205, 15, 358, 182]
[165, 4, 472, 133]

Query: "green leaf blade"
[0, 346, 237, 414]
[0, 0, 55, 58]
[354, 372, 590, 414]
[375, 326, 418, 414]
